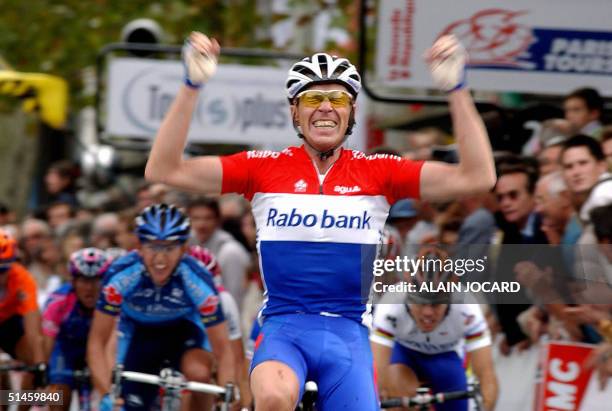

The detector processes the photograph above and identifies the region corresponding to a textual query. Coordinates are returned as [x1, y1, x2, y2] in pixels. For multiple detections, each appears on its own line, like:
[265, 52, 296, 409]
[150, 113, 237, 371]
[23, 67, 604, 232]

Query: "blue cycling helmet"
[135, 203, 191, 243]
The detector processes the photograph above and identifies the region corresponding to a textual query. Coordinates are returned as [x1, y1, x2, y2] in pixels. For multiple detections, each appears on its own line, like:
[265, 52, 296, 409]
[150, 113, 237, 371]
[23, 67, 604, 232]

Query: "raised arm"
[144, 32, 223, 194]
[419, 36, 496, 201]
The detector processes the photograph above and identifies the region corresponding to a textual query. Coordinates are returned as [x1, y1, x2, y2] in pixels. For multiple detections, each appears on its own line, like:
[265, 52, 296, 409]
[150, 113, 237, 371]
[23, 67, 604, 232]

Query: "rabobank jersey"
[96, 251, 224, 327]
[370, 292, 491, 355]
[221, 146, 423, 322]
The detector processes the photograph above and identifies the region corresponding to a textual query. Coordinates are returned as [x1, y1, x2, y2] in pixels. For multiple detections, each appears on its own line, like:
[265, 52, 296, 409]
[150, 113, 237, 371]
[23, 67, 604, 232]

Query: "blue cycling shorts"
[390, 343, 467, 411]
[250, 313, 379, 411]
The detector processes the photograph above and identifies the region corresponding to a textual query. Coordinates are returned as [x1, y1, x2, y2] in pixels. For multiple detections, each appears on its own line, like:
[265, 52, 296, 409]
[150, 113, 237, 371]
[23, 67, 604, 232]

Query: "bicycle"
[110, 364, 235, 411]
[379, 382, 483, 410]
[51, 368, 92, 411]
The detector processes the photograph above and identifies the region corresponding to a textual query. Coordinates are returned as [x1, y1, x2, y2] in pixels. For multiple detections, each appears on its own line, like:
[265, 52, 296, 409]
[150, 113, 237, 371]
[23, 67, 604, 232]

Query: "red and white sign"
[533, 341, 611, 411]
[375, 0, 612, 96]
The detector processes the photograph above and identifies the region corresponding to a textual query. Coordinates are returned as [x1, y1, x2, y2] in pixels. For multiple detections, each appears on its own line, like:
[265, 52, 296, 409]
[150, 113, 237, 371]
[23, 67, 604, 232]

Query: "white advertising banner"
[105, 57, 365, 150]
[375, 0, 612, 96]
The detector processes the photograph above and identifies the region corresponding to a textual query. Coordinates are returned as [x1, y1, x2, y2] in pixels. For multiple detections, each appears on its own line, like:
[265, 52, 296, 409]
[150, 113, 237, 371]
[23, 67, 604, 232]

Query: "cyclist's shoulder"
[446, 303, 488, 331]
[229, 147, 300, 164]
[46, 283, 74, 300]
[450, 303, 486, 318]
[373, 293, 408, 324]
[7, 261, 34, 278]
[43, 284, 76, 314]
[105, 251, 143, 279]
[378, 289, 408, 306]
[6, 262, 37, 289]
[177, 254, 214, 287]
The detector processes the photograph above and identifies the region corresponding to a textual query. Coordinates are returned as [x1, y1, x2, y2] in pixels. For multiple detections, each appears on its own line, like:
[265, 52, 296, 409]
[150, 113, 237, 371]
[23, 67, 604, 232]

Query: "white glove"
[182, 40, 218, 88]
[427, 35, 467, 92]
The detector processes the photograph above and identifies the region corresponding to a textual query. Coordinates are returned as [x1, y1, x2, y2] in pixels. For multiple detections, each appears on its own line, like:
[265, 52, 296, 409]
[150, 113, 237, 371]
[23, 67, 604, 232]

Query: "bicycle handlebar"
[120, 370, 227, 395]
[0, 363, 45, 373]
[380, 387, 476, 408]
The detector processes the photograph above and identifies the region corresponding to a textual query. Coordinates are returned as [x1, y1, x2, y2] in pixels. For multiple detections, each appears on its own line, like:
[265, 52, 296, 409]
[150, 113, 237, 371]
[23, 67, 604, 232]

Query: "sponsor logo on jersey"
[199, 295, 219, 316]
[266, 208, 372, 229]
[103, 285, 123, 305]
[171, 288, 184, 298]
[334, 185, 361, 194]
[351, 151, 402, 161]
[133, 288, 154, 298]
[294, 179, 308, 193]
[247, 150, 281, 159]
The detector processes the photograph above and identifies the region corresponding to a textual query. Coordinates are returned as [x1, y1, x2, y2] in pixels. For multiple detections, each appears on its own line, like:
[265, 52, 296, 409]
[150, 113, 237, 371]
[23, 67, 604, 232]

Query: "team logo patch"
[294, 179, 308, 193]
[199, 295, 219, 316]
[103, 285, 123, 305]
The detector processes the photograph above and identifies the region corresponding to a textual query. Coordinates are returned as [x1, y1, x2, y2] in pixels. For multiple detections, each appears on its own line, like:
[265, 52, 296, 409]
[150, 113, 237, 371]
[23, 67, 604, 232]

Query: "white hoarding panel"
[106, 57, 366, 151]
[375, 0, 612, 96]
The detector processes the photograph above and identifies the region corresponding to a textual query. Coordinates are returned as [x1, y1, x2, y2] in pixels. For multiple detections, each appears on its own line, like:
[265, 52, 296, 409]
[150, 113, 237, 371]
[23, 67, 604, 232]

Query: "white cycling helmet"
[285, 53, 361, 100]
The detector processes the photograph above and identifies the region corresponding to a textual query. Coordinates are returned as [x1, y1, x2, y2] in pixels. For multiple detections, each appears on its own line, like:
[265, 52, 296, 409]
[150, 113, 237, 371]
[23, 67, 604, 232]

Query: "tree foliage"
[0, 0, 357, 108]
[0, 1, 262, 104]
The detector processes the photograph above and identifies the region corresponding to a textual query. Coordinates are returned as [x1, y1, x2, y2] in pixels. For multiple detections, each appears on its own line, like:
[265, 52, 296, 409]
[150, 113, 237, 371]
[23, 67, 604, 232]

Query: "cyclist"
[87, 204, 234, 411]
[0, 228, 46, 404]
[188, 244, 252, 408]
[370, 249, 498, 411]
[144, 32, 496, 411]
[42, 247, 113, 411]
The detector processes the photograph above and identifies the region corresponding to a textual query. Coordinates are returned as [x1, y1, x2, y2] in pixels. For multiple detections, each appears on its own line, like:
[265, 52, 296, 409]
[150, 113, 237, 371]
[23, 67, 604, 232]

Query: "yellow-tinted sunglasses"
[296, 90, 353, 108]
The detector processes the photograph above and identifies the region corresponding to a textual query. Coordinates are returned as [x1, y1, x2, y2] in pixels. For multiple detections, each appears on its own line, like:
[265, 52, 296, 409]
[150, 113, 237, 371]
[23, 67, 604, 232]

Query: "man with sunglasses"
[145, 32, 496, 411]
[0, 228, 47, 406]
[87, 204, 234, 411]
[370, 250, 497, 411]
